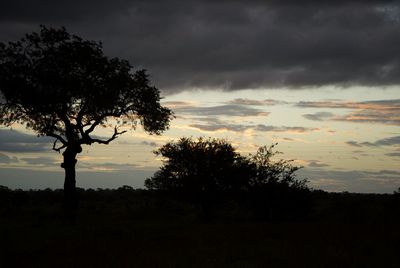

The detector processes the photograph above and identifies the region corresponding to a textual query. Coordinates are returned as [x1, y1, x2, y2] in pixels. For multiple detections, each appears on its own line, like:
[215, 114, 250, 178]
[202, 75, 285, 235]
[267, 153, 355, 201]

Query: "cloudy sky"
[0, 0, 399, 192]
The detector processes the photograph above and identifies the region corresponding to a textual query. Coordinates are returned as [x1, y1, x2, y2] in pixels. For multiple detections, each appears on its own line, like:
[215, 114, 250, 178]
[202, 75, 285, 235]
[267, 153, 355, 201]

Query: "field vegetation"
[1, 186, 400, 267]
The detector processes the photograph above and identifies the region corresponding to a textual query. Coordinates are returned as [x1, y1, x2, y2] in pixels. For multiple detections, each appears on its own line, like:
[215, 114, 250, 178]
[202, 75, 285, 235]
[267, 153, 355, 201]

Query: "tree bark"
[61, 144, 81, 221]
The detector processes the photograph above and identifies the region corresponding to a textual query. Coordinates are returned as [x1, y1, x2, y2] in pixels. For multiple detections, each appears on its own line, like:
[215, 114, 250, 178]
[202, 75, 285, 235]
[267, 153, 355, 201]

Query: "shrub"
[145, 138, 308, 194]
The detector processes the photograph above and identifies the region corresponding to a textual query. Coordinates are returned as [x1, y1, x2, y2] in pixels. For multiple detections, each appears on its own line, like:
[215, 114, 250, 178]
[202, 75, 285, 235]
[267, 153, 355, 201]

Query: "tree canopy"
[145, 137, 308, 193]
[145, 137, 251, 192]
[0, 26, 173, 151]
[0, 26, 173, 208]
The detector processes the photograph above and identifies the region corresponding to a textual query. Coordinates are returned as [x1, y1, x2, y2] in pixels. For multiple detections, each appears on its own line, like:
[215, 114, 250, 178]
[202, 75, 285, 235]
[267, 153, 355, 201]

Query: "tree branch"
[48, 133, 68, 152]
[84, 115, 107, 135]
[52, 138, 67, 152]
[83, 111, 124, 135]
[75, 102, 88, 138]
[47, 133, 67, 145]
[87, 126, 127, 145]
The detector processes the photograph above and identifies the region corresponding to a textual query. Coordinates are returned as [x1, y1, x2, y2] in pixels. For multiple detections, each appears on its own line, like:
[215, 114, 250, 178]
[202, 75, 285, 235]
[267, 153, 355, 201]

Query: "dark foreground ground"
[1, 187, 400, 268]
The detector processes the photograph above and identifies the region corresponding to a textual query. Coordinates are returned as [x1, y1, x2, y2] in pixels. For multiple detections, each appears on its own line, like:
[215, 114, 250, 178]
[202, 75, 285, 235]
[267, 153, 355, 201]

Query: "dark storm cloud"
[1, 0, 400, 92]
[0, 129, 52, 152]
[0, 1, 133, 22]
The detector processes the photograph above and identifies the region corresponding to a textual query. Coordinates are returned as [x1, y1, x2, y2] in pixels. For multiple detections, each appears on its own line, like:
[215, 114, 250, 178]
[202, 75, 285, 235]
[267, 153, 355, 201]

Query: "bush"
[145, 138, 311, 219]
[145, 137, 251, 193]
[145, 138, 308, 195]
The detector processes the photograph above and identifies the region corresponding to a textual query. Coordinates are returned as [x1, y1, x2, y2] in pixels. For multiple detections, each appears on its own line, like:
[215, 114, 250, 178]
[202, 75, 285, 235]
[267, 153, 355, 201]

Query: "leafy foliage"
[0, 26, 173, 150]
[248, 143, 308, 190]
[145, 137, 251, 192]
[145, 137, 308, 194]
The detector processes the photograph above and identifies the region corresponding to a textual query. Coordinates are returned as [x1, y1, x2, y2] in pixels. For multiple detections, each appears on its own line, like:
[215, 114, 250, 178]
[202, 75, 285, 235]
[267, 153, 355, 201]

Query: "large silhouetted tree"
[0, 26, 173, 208]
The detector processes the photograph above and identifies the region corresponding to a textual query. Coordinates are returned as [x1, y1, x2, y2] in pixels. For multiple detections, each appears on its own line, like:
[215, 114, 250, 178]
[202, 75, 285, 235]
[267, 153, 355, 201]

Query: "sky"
[0, 0, 399, 193]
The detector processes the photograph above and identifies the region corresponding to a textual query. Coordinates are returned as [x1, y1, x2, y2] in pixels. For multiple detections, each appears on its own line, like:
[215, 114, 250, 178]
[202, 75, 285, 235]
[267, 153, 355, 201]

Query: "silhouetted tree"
[0, 26, 173, 210]
[247, 144, 310, 220]
[145, 138, 308, 199]
[145, 137, 251, 194]
[248, 143, 307, 190]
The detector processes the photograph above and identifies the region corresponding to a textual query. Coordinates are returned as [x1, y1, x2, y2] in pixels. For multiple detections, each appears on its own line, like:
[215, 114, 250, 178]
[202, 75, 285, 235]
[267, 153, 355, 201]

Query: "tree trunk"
[61, 144, 81, 221]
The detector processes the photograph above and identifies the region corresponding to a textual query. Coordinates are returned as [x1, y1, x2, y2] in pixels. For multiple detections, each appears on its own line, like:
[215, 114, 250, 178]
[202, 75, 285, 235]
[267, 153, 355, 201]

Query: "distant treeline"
[1, 185, 400, 223]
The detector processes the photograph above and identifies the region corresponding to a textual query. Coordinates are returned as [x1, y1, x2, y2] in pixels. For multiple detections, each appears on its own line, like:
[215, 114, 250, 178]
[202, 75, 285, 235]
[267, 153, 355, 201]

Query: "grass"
[1, 188, 399, 267]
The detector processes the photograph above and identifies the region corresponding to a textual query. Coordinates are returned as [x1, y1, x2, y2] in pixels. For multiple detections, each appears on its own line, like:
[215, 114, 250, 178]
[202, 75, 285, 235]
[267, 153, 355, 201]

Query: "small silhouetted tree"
[145, 137, 251, 194]
[0, 26, 173, 210]
[145, 138, 307, 193]
[145, 138, 309, 218]
[248, 143, 307, 190]
[247, 144, 309, 219]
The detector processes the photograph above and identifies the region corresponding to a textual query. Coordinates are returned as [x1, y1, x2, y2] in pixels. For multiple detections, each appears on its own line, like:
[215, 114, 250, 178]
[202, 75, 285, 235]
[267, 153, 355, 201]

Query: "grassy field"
[1, 188, 400, 267]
